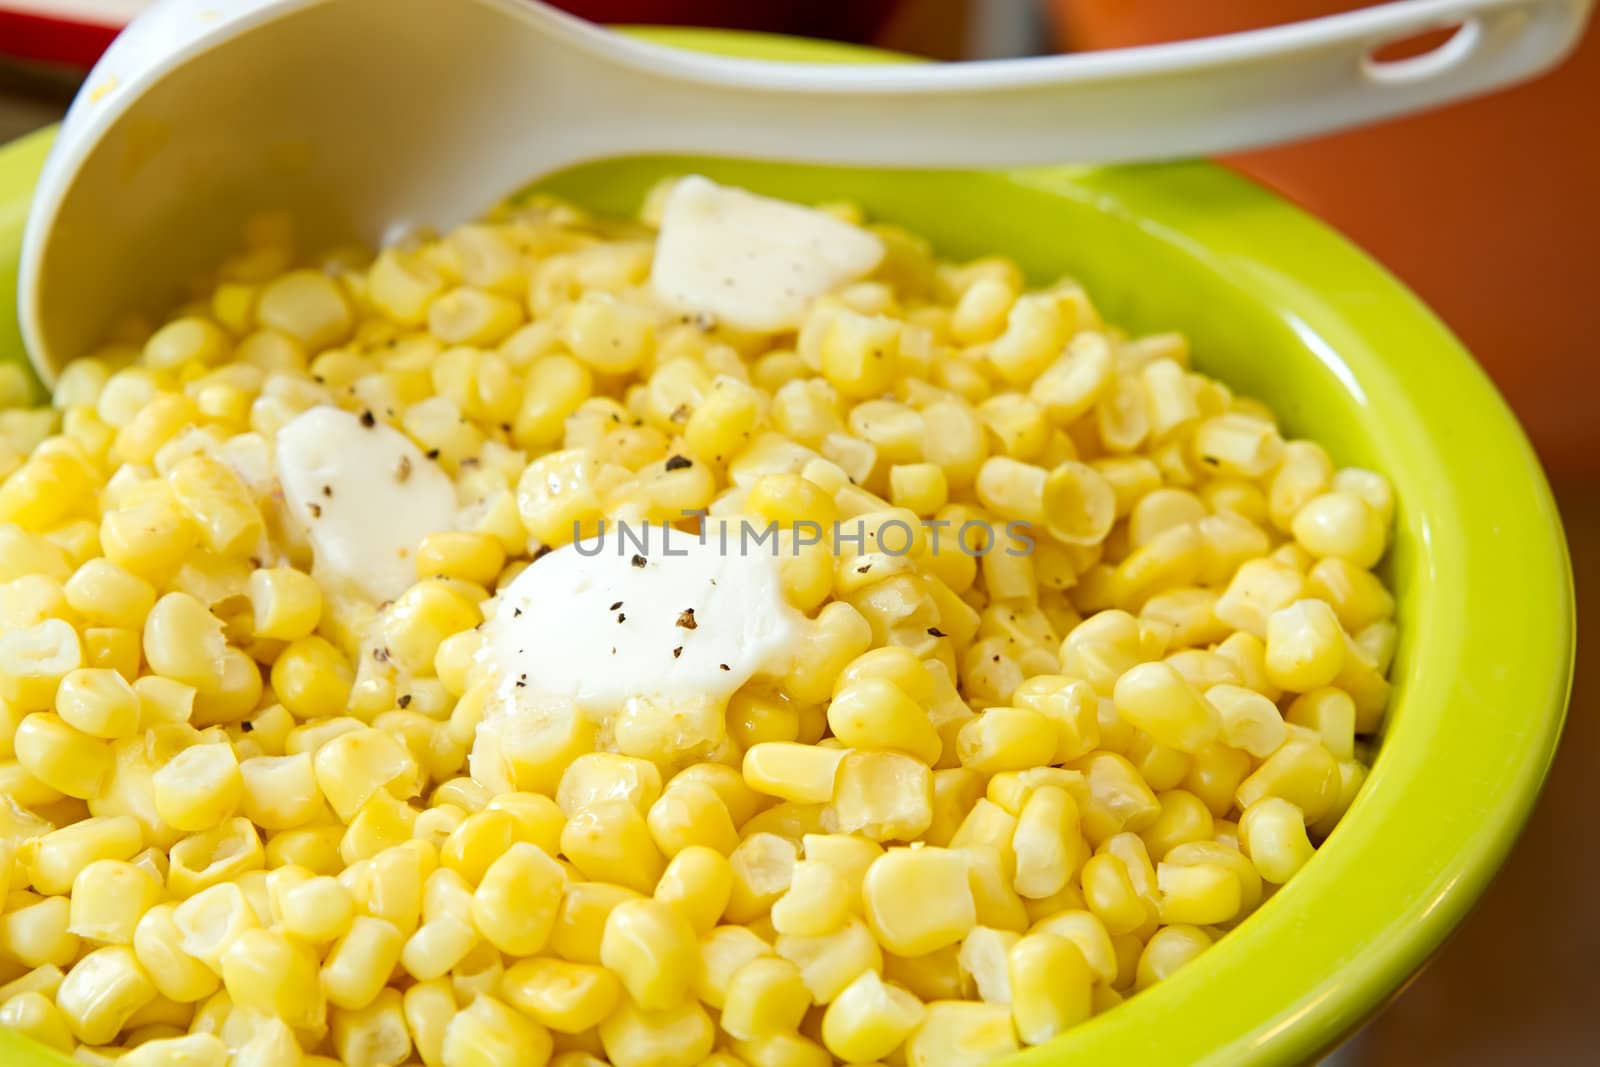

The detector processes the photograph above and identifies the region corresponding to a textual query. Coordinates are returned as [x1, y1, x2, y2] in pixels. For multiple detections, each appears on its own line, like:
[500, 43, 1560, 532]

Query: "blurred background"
[1, 1, 1594, 1062]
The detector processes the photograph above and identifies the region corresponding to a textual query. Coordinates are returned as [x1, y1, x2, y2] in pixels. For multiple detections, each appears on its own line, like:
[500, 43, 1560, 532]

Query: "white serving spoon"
[17, 0, 1591, 379]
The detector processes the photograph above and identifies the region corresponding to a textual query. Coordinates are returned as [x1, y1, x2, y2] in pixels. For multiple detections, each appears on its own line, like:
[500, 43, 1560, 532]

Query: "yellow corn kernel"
[1073, 751, 1161, 845]
[244, 567, 321, 642]
[51, 667, 137, 740]
[775, 914, 884, 1004]
[441, 993, 553, 1067]
[167, 818, 264, 897]
[1291, 490, 1387, 569]
[955, 707, 1055, 774]
[68, 858, 160, 945]
[0, 895, 79, 968]
[270, 633, 355, 716]
[270, 869, 354, 943]
[62, 558, 155, 629]
[595, 896, 698, 1011]
[414, 531, 506, 587]
[1109, 660, 1221, 754]
[141, 592, 226, 695]
[0, 991, 74, 1052]
[827, 678, 942, 765]
[817, 309, 899, 399]
[560, 799, 665, 895]
[920, 767, 981, 848]
[694, 924, 772, 1009]
[1213, 558, 1305, 640]
[819, 968, 925, 1062]
[722, 831, 797, 924]
[14, 712, 110, 799]
[561, 290, 654, 374]
[904, 1000, 1019, 1067]
[0, 617, 81, 711]
[318, 915, 406, 1011]
[1236, 736, 1341, 823]
[684, 376, 763, 461]
[861, 847, 976, 956]
[78, 626, 136, 683]
[887, 462, 948, 517]
[555, 752, 663, 817]
[654, 845, 733, 934]
[1203, 684, 1283, 759]
[31, 819, 142, 899]
[825, 750, 934, 842]
[314, 726, 418, 822]
[734, 744, 842, 808]
[330, 986, 411, 1067]
[501, 958, 621, 1035]
[747, 471, 840, 528]
[56, 944, 158, 1044]
[1010, 785, 1085, 900]
[401, 912, 478, 982]
[237, 752, 325, 830]
[720, 955, 813, 1041]
[1156, 859, 1242, 925]
[151, 742, 242, 832]
[1137, 789, 1215, 862]
[513, 353, 593, 450]
[0, 964, 67, 1003]
[398, 978, 455, 1067]
[165, 881, 256, 974]
[472, 841, 565, 955]
[597, 997, 714, 1067]
[949, 275, 1016, 343]
[1134, 924, 1212, 991]
[646, 781, 740, 858]
[544, 881, 639, 967]
[256, 269, 352, 349]
[770, 857, 851, 938]
[1286, 687, 1357, 760]
[168, 454, 263, 557]
[381, 580, 480, 676]
[1240, 797, 1317, 884]
[1000, 934, 1090, 1048]
[1263, 599, 1347, 693]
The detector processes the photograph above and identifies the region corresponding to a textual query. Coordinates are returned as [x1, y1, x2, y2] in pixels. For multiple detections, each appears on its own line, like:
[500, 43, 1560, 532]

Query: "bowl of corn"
[0, 28, 1575, 1067]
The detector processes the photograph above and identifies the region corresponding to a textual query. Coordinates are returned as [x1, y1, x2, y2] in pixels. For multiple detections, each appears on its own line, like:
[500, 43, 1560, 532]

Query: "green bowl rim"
[0, 26, 1574, 1067]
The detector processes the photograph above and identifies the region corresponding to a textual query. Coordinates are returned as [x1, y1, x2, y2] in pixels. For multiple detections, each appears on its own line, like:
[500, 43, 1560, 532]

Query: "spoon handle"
[562, 0, 1591, 166]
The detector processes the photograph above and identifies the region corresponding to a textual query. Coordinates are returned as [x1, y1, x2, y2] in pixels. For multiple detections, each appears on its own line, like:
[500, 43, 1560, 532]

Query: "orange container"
[1051, 0, 1600, 479]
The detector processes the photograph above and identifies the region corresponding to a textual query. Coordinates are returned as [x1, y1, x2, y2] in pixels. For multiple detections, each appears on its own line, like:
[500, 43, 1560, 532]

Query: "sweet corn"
[0, 184, 1399, 1061]
[860, 847, 976, 956]
[655, 846, 733, 934]
[68, 859, 161, 945]
[720, 955, 813, 1041]
[1007, 931, 1091, 1044]
[502, 957, 621, 1035]
[57, 944, 158, 1044]
[826, 750, 933, 841]
[599, 897, 699, 1009]
[1240, 798, 1317, 883]
[1135, 924, 1212, 991]
[598, 998, 715, 1067]
[441, 993, 553, 1067]
[473, 841, 565, 955]
[904, 1000, 1019, 1067]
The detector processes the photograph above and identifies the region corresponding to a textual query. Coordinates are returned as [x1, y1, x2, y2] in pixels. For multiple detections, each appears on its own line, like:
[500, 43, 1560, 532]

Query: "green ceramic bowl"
[0, 29, 1573, 1067]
